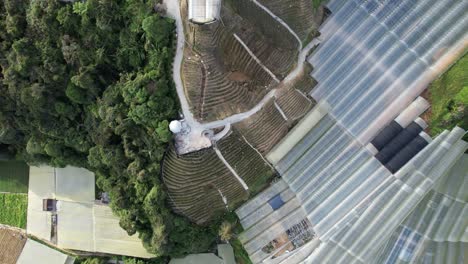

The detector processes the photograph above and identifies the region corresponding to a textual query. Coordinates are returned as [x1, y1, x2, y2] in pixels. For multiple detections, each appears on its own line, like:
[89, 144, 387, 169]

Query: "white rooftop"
[26, 166, 154, 258]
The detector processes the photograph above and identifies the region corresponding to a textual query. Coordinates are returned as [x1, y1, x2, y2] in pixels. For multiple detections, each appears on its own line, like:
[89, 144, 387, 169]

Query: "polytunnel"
[234, 0, 468, 263]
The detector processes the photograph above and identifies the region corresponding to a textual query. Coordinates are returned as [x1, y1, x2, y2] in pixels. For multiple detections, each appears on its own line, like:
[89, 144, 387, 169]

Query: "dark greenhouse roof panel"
[385, 136, 429, 173]
[375, 122, 424, 165]
[268, 194, 285, 211]
[371, 121, 403, 151]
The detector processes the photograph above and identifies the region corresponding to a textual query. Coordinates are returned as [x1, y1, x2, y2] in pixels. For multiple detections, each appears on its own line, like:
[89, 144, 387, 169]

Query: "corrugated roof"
[17, 239, 73, 264]
[27, 166, 154, 258]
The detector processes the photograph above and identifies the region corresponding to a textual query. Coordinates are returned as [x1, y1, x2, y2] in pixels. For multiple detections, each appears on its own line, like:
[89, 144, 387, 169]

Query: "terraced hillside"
[222, 1, 299, 78]
[235, 100, 289, 154]
[163, 146, 249, 224]
[181, 0, 299, 121]
[183, 21, 275, 121]
[256, 0, 324, 43]
[276, 88, 314, 122]
[217, 130, 277, 194]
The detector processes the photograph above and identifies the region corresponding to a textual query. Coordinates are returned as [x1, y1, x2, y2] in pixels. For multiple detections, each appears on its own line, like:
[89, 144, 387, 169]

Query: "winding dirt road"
[164, 0, 319, 135]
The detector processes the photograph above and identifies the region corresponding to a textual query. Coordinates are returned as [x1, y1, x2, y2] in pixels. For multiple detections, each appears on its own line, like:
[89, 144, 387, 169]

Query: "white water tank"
[169, 120, 182, 133]
[188, 0, 221, 24]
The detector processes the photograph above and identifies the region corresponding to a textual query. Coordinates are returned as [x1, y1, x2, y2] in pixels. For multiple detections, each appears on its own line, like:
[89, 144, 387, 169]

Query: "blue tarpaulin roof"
[268, 194, 284, 210]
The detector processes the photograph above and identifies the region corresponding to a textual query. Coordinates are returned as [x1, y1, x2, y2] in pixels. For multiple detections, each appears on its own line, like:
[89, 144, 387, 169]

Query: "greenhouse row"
[234, 0, 468, 263]
[309, 0, 467, 142]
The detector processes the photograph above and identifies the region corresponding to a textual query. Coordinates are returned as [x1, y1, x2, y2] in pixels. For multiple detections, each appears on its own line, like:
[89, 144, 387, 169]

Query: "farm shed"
[17, 239, 75, 264]
[231, 0, 468, 262]
[0, 228, 73, 264]
[169, 244, 235, 264]
[26, 166, 154, 258]
[188, 0, 221, 24]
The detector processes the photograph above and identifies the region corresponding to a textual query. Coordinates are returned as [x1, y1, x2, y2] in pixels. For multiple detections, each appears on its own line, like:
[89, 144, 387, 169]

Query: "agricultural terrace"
[256, 0, 324, 44]
[234, 100, 289, 154]
[0, 228, 27, 264]
[163, 129, 277, 224]
[0, 161, 29, 193]
[217, 130, 277, 195]
[0, 193, 28, 228]
[182, 21, 275, 121]
[181, 0, 300, 122]
[425, 53, 467, 140]
[163, 146, 248, 224]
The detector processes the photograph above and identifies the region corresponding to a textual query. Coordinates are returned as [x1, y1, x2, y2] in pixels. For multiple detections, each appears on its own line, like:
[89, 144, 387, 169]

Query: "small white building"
[188, 0, 221, 24]
[26, 166, 154, 259]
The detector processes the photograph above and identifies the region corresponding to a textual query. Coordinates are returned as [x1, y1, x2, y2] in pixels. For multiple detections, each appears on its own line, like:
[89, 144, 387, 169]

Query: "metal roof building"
[169, 244, 236, 264]
[234, 0, 468, 263]
[0, 228, 74, 264]
[188, 0, 221, 24]
[17, 239, 75, 264]
[26, 166, 154, 258]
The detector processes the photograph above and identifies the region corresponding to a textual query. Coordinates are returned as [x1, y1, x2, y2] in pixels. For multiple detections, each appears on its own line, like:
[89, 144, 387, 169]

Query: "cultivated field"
[0, 194, 28, 228]
[181, 0, 299, 122]
[0, 228, 27, 264]
[163, 146, 249, 224]
[0, 161, 29, 193]
[183, 21, 275, 121]
[235, 99, 289, 154]
[217, 130, 277, 194]
[256, 0, 324, 43]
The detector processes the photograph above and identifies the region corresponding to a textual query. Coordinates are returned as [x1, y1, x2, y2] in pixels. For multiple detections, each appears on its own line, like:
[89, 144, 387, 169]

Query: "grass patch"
[0, 161, 29, 193]
[0, 193, 28, 228]
[426, 54, 467, 139]
[231, 238, 252, 264]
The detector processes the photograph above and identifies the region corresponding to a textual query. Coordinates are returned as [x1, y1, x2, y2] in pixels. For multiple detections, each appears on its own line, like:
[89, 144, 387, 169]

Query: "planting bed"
[276, 88, 315, 121]
[235, 99, 289, 154]
[181, 0, 301, 121]
[163, 146, 249, 224]
[217, 130, 277, 195]
[183, 21, 276, 121]
[256, 0, 324, 43]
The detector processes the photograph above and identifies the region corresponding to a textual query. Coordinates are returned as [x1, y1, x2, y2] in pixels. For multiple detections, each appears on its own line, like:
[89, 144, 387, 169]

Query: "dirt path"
[164, 0, 320, 143]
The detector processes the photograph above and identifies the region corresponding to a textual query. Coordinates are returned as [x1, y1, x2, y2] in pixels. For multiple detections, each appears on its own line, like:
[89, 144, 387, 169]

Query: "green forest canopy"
[0, 0, 218, 258]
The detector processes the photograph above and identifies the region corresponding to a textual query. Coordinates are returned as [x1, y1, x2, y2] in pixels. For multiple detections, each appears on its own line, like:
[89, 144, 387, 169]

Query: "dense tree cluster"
[0, 0, 217, 257]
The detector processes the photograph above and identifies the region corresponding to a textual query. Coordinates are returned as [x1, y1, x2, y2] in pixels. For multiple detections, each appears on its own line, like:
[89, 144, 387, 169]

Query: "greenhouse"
[235, 0, 468, 263]
[309, 0, 467, 143]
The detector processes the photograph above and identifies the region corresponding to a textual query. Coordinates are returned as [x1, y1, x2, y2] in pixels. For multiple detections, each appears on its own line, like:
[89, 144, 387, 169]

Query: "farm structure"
[169, 244, 235, 264]
[376, 155, 468, 263]
[0, 228, 74, 264]
[188, 0, 221, 24]
[234, 0, 468, 263]
[26, 166, 153, 258]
